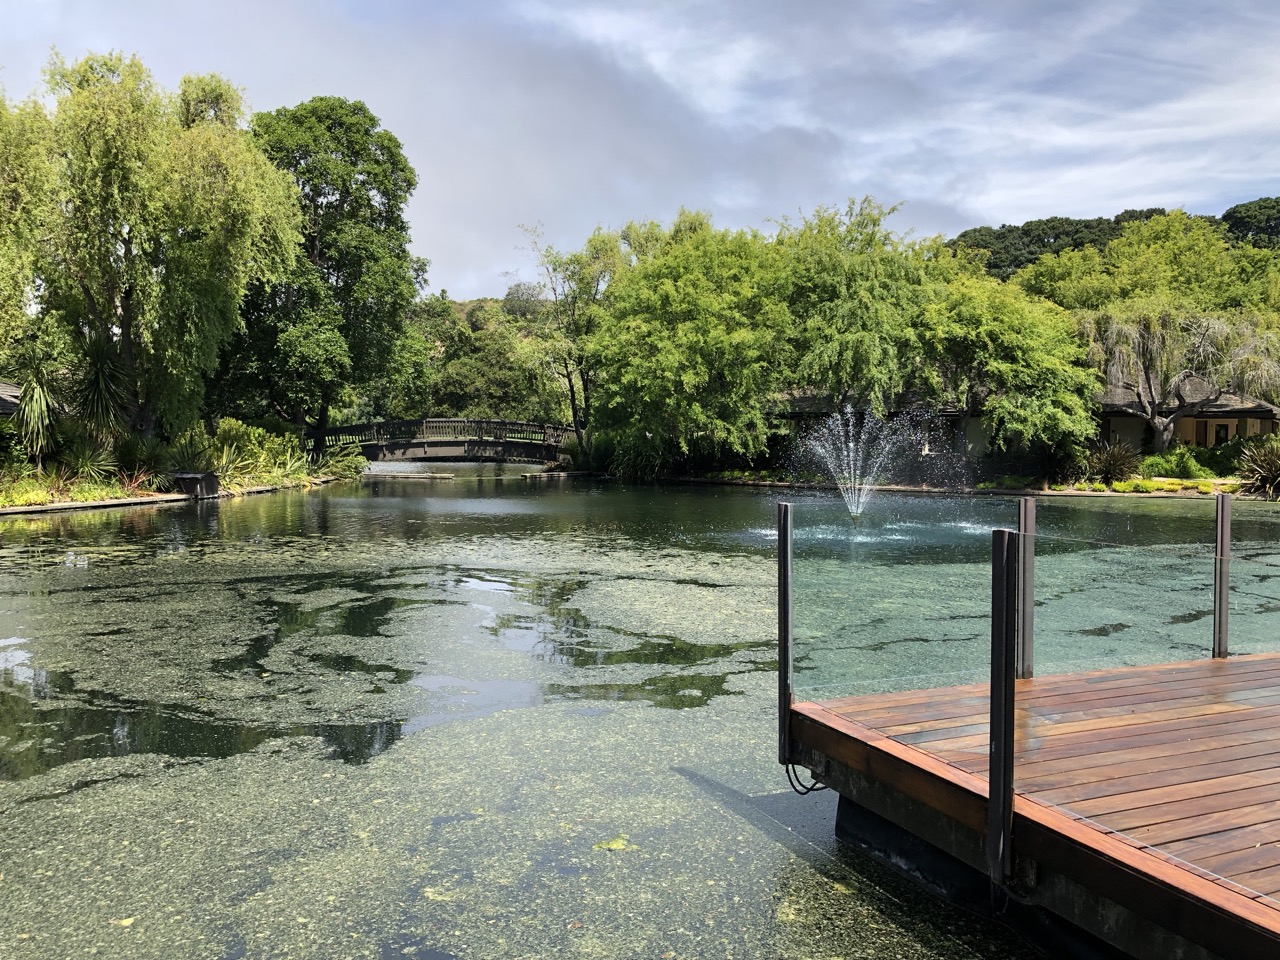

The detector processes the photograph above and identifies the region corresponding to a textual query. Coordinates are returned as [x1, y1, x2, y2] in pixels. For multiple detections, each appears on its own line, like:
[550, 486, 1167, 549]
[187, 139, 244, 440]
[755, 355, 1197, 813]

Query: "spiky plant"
[1238, 436, 1280, 500]
[70, 333, 131, 442]
[1086, 441, 1142, 485]
[14, 352, 58, 472]
[315, 443, 367, 480]
[59, 439, 118, 484]
[169, 431, 213, 474]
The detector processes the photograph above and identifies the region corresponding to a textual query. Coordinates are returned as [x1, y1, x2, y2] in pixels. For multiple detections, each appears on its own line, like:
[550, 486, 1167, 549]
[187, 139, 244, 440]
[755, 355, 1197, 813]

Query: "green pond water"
[1, 475, 1275, 958]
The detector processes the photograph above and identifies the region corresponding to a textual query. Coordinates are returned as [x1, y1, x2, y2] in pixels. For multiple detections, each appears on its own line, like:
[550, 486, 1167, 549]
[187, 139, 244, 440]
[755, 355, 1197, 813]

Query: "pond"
[1, 478, 1272, 958]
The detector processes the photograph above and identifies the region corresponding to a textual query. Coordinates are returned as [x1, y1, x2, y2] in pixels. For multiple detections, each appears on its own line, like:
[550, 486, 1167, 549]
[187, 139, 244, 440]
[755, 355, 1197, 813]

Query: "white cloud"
[3, 0, 1280, 295]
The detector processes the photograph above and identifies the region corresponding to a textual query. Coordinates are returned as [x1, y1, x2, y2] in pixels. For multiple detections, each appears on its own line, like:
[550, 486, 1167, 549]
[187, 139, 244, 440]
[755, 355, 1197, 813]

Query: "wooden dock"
[789, 653, 1280, 960]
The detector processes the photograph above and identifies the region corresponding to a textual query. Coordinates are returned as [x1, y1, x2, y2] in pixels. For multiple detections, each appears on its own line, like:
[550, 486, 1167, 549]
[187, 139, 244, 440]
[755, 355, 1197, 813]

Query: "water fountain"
[804, 407, 940, 519]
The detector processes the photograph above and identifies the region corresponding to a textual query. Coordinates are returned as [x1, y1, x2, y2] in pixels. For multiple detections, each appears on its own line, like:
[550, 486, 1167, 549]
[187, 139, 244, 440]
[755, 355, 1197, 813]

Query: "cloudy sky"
[3, 0, 1279, 298]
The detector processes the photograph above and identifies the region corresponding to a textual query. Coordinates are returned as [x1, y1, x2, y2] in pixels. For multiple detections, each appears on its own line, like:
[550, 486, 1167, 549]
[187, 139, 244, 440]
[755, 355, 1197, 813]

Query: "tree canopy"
[214, 96, 419, 435]
[1223, 197, 1280, 250]
[1, 52, 300, 438]
[591, 210, 792, 478]
[915, 276, 1098, 457]
[1015, 211, 1280, 449]
[778, 197, 951, 414]
[952, 210, 1166, 280]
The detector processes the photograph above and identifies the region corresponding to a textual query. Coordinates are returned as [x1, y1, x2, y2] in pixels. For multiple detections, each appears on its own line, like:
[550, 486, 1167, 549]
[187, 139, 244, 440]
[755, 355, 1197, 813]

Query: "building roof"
[0, 380, 18, 418]
[1100, 377, 1280, 419]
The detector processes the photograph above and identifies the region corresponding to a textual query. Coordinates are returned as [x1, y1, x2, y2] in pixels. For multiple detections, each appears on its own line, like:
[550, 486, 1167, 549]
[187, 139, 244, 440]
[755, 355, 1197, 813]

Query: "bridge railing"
[305, 418, 572, 453]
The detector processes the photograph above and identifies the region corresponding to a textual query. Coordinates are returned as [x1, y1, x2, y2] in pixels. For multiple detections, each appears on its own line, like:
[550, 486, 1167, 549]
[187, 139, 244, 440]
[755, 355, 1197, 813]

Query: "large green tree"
[1222, 197, 1280, 250]
[0, 92, 50, 369]
[523, 226, 622, 456]
[218, 96, 418, 438]
[1016, 211, 1280, 449]
[591, 210, 792, 478]
[14, 53, 299, 437]
[914, 276, 1098, 459]
[778, 197, 953, 413]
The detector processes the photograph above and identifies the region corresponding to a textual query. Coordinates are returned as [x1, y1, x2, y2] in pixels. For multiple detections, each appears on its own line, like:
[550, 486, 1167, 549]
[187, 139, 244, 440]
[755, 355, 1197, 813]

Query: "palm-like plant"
[1238, 436, 1280, 500]
[70, 333, 131, 441]
[1086, 441, 1142, 485]
[14, 347, 58, 472]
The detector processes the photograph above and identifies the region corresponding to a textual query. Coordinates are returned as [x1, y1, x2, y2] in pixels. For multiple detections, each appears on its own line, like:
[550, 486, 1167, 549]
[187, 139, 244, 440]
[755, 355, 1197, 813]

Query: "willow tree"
[33, 52, 300, 437]
[777, 197, 953, 414]
[592, 210, 793, 478]
[915, 275, 1098, 460]
[0, 92, 50, 368]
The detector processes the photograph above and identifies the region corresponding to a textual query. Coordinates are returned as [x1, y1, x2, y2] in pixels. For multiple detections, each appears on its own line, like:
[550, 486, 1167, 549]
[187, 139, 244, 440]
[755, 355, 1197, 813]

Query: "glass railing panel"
[1015, 513, 1274, 905]
[1227, 497, 1280, 546]
[1028, 533, 1216, 677]
[1225, 550, 1280, 657]
[789, 492, 1018, 705]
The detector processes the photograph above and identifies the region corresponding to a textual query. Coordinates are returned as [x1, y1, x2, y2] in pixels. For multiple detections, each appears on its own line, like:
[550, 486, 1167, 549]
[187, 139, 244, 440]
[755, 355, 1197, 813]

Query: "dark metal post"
[987, 529, 1018, 887]
[778, 502, 795, 765]
[1016, 497, 1036, 680]
[1214, 493, 1232, 659]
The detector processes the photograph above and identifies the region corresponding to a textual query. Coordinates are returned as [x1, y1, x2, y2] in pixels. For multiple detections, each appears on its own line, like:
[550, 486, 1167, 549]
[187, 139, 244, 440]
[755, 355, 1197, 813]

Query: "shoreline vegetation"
[0, 416, 365, 511]
[0, 463, 1248, 520]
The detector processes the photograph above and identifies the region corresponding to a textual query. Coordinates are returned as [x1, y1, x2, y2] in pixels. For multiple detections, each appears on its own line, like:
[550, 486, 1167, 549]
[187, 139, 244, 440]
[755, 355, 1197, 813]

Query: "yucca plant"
[211, 442, 255, 492]
[1086, 441, 1142, 485]
[59, 439, 118, 484]
[1238, 436, 1280, 500]
[169, 431, 213, 474]
[15, 356, 58, 472]
[70, 333, 131, 442]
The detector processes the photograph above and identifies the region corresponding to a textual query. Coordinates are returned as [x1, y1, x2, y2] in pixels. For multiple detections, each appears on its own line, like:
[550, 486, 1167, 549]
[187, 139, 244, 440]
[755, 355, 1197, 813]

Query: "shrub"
[0, 477, 53, 507]
[1111, 479, 1138, 493]
[1188, 436, 1249, 477]
[57, 438, 118, 483]
[1141, 445, 1214, 480]
[316, 443, 367, 480]
[1238, 436, 1280, 499]
[0, 419, 27, 475]
[169, 430, 213, 473]
[1086, 442, 1142, 484]
[68, 479, 127, 502]
[1089, 482, 1107, 492]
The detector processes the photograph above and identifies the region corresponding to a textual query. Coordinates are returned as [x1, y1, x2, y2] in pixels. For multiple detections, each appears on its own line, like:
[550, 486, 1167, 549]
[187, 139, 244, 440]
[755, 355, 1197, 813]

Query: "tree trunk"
[1151, 416, 1177, 452]
[311, 404, 330, 457]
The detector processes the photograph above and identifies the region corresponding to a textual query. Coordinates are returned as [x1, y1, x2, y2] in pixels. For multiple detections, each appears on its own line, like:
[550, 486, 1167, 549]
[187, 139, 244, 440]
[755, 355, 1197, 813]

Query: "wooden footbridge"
[304, 418, 571, 463]
[779, 497, 1280, 960]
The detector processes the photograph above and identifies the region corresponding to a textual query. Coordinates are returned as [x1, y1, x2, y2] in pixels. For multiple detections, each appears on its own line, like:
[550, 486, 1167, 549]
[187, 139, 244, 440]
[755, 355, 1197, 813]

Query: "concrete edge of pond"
[0, 476, 342, 518]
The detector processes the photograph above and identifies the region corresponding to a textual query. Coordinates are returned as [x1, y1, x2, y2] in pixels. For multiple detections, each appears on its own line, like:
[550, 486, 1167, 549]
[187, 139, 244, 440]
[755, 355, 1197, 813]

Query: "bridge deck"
[791, 653, 1280, 957]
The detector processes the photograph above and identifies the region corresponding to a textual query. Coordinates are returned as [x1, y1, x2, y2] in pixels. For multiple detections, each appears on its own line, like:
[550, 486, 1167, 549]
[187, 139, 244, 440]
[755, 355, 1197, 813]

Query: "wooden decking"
[791, 652, 1280, 957]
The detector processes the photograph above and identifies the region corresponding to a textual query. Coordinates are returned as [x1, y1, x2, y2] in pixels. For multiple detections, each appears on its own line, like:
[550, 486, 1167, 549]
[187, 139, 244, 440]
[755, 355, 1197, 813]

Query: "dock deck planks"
[793, 652, 1280, 949]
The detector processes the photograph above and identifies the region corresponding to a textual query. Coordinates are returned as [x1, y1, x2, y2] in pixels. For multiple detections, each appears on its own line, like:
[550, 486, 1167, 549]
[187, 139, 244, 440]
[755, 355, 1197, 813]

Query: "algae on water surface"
[0, 483, 1043, 959]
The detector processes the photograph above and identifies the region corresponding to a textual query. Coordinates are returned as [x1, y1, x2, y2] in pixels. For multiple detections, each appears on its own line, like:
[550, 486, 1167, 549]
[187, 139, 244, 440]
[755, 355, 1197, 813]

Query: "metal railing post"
[1016, 497, 1036, 680]
[1214, 493, 1232, 659]
[987, 528, 1018, 887]
[778, 502, 795, 766]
